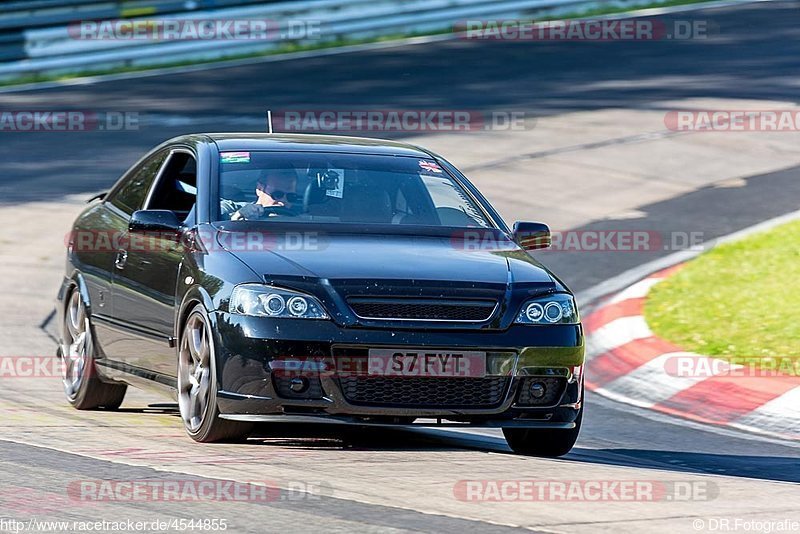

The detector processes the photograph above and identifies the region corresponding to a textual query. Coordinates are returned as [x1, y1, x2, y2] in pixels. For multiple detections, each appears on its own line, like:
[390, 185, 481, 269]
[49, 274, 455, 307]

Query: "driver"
[231, 168, 299, 221]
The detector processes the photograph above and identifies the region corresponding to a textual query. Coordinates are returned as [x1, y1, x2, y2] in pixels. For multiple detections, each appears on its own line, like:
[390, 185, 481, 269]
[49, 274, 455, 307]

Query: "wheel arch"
[176, 284, 216, 342]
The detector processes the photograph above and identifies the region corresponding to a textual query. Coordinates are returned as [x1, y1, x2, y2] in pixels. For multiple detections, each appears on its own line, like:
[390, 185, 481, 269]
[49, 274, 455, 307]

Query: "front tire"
[503, 407, 583, 457]
[177, 304, 252, 442]
[62, 288, 127, 410]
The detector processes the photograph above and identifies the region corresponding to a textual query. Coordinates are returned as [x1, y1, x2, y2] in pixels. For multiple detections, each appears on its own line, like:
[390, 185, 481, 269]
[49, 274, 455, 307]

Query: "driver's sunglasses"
[269, 190, 300, 203]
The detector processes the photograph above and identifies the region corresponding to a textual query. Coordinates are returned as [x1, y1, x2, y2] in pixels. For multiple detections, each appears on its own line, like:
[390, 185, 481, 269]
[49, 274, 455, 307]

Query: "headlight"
[516, 293, 579, 325]
[230, 284, 329, 319]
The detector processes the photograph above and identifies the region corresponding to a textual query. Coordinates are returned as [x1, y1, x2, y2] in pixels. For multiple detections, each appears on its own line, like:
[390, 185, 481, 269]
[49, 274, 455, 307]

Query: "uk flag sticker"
[419, 160, 443, 173]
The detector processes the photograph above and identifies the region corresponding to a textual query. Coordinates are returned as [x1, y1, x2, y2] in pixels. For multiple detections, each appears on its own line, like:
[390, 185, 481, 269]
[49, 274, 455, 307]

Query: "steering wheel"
[261, 205, 298, 217]
[232, 204, 299, 221]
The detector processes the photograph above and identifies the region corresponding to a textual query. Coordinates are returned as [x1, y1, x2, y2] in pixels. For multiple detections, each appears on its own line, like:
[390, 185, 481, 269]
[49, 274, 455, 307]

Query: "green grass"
[645, 220, 800, 365]
[0, 0, 720, 88]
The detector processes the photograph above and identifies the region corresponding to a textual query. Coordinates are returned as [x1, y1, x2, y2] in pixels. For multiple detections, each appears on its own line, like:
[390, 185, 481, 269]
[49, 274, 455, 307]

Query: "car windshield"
[216, 151, 492, 228]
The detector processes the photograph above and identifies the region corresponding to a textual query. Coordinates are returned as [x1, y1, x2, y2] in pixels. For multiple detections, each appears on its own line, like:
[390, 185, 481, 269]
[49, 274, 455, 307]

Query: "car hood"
[216, 227, 556, 288]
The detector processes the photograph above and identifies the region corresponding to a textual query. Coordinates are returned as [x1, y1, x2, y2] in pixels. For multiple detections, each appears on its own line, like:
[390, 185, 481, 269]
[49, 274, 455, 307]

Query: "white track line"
[730, 387, 800, 439]
[608, 276, 664, 304]
[587, 315, 652, 354]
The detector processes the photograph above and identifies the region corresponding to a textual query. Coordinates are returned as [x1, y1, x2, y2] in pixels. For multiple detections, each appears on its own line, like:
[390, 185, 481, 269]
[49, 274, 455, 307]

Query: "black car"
[57, 133, 585, 457]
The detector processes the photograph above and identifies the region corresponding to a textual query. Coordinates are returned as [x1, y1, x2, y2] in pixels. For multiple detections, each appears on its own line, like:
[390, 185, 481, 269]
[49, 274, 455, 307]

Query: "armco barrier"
[0, 32, 26, 62]
[0, 0, 276, 31]
[0, 0, 663, 79]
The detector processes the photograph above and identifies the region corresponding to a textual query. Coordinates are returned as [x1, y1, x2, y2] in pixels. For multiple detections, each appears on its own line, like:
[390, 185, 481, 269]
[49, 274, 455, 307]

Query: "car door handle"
[115, 250, 128, 270]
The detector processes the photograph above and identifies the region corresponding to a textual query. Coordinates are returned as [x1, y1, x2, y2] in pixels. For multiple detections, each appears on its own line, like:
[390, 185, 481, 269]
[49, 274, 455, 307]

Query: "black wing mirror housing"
[513, 221, 551, 250]
[129, 210, 183, 234]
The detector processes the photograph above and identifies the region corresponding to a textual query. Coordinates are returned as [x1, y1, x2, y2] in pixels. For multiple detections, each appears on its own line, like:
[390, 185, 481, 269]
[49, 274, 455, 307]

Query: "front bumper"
[213, 313, 584, 428]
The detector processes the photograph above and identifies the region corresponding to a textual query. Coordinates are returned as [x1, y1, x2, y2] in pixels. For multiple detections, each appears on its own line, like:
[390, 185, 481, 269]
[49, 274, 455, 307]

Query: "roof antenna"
[266, 110, 273, 134]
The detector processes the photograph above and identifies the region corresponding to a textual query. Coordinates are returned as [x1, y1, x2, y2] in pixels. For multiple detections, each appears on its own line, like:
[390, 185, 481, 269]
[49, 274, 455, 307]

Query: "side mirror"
[513, 221, 551, 250]
[129, 210, 183, 234]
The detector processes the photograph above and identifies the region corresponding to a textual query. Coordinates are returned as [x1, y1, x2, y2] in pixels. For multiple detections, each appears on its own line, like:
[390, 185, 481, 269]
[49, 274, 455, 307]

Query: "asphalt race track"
[0, 1, 799, 532]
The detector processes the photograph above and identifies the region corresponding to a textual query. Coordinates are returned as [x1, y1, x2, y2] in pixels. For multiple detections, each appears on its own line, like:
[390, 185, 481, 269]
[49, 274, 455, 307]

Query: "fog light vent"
[273, 374, 324, 399]
[516, 377, 566, 406]
[290, 377, 308, 393]
[530, 381, 546, 399]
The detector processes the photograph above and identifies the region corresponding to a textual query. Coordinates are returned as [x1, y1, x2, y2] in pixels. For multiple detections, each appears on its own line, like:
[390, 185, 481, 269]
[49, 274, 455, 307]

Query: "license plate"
[367, 349, 486, 377]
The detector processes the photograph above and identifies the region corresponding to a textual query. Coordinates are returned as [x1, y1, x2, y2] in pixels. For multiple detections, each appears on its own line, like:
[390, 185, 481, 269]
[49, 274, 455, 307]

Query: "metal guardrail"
[0, 0, 295, 73]
[0, 0, 642, 79]
[0, 32, 26, 62]
[0, 0, 278, 31]
[0, 0, 108, 14]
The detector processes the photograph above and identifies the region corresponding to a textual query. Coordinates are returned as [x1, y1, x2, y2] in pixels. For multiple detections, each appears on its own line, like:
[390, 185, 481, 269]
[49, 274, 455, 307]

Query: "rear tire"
[62, 288, 127, 410]
[503, 407, 583, 457]
[178, 304, 253, 443]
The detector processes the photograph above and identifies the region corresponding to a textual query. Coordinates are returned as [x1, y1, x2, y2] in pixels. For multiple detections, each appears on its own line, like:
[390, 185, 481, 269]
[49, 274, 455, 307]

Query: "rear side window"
[107, 151, 168, 215]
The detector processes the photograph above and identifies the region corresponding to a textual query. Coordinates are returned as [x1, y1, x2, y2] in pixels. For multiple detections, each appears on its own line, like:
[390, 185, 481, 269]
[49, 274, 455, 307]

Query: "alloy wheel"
[63, 290, 89, 399]
[178, 312, 212, 432]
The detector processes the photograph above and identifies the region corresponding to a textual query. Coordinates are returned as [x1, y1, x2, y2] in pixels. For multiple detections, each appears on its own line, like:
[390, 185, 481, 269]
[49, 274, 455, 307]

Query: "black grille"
[338, 376, 510, 407]
[516, 377, 567, 406]
[348, 298, 496, 321]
